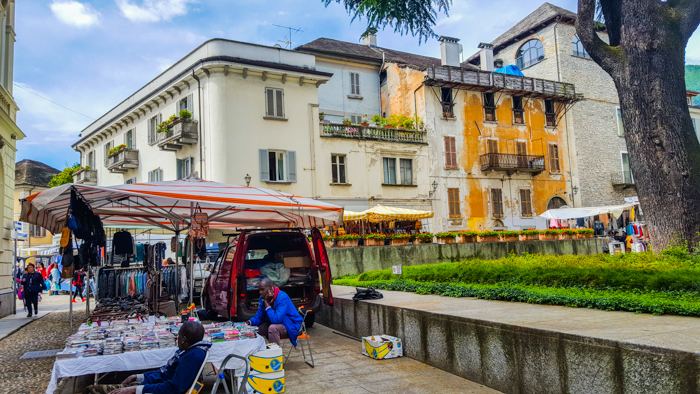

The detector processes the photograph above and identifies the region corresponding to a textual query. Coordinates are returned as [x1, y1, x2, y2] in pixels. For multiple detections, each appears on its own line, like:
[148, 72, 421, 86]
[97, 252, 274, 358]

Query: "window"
[331, 154, 347, 184]
[125, 177, 136, 184]
[484, 92, 496, 122]
[621, 152, 633, 184]
[616, 107, 624, 136]
[516, 141, 528, 167]
[104, 140, 113, 159]
[548, 144, 561, 172]
[148, 168, 163, 182]
[148, 114, 161, 144]
[571, 34, 590, 58]
[512, 96, 524, 124]
[447, 188, 461, 218]
[383, 158, 397, 184]
[545, 99, 556, 127]
[350, 115, 361, 124]
[125, 129, 134, 149]
[178, 94, 193, 114]
[487, 139, 499, 154]
[516, 39, 545, 69]
[31, 225, 45, 238]
[491, 188, 504, 218]
[444, 136, 458, 168]
[441, 88, 454, 117]
[349, 72, 360, 95]
[177, 157, 194, 180]
[547, 196, 567, 210]
[265, 88, 285, 118]
[399, 159, 413, 185]
[87, 151, 94, 168]
[258, 149, 297, 182]
[520, 189, 533, 217]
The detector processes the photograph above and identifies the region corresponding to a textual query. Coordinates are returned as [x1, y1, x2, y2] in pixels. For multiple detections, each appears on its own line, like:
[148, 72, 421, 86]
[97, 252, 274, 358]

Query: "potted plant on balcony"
[383, 119, 395, 128]
[319, 112, 325, 121]
[336, 233, 361, 247]
[388, 233, 411, 246]
[157, 119, 172, 133]
[518, 229, 540, 241]
[499, 230, 520, 242]
[179, 110, 192, 120]
[539, 228, 560, 241]
[342, 117, 351, 125]
[372, 114, 382, 127]
[575, 228, 594, 239]
[322, 235, 335, 248]
[363, 233, 386, 246]
[477, 230, 500, 242]
[435, 231, 457, 243]
[415, 232, 434, 244]
[402, 118, 415, 130]
[457, 230, 478, 243]
[107, 144, 127, 158]
[360, 114, 370, 127]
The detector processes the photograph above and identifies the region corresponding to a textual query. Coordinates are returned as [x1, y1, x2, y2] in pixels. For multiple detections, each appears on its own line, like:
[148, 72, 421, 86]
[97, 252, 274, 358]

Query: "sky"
[14, 0, 700, 170]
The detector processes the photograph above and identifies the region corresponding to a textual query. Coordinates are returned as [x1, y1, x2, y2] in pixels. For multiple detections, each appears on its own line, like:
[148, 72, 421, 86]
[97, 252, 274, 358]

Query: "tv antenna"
[273, 24, 304, 49]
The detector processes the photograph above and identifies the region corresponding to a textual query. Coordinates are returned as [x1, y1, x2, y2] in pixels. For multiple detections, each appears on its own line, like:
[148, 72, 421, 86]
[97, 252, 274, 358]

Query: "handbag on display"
[60, 227, 71, 248]
[189, 206, 209, 238]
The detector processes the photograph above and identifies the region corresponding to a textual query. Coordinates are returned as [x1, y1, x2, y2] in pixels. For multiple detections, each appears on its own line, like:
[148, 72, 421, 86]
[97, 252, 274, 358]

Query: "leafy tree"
[326, 0, 700, 250]
[49, 163, 81, 187]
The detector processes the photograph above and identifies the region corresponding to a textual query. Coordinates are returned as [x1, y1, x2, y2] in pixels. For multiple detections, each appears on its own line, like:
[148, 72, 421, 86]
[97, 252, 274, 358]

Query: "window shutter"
[187, 93, 193, 113]
[176, 159, 183, 180]
[354, 73, 360, 95]
[189, 157, 195, 177]
[287, 151, 297, 182]
[266, 89, 273, 117]
[350, 73, 355, 94]
[259, 149, 269, 181]
[276, 89, 284, 118]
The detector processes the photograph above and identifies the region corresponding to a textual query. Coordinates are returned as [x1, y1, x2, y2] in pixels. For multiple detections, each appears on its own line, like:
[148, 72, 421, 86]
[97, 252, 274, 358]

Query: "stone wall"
[327, 238, 602, 277]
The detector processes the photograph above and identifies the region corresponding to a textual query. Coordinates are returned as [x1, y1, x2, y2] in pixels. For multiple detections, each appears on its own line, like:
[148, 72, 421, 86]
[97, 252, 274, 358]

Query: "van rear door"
[311, 228, 333, 306]
[212, 246, 236, 318]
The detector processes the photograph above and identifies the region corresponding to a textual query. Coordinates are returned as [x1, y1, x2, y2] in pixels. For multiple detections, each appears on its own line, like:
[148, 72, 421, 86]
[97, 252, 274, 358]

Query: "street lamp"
[429, 181, 438, 197]
[244, 174, 251, 187]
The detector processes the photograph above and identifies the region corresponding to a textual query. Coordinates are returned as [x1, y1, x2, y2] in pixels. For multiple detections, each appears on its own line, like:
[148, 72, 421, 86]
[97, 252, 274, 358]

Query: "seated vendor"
[87, 321, 211, 394]
[246, 278, 303, 347]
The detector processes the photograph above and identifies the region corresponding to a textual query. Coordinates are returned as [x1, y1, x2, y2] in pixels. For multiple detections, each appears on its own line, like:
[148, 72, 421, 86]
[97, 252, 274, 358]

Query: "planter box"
[337, 239, 360, 247]
[559, 233, 575, 240]
[324, 240, 334, 249]
[390, 238, 410, 246]
[539, 234, 559, 241]
[457, 235, 477, 243]
[477, 235, 500, 243]
[437, 237, 456, 244]
[500, 235, 519, 242]
[519, 234, 539, 241]
[576, 233, 594, 239]
[417, 238, 433, 244]
[364, 238, 385, 246]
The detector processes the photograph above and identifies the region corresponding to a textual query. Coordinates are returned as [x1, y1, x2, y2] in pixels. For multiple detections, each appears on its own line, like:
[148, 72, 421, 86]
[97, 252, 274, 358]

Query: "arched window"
[547, 196, 568, 210]
[516, 39, 544, 69]
[572, 34, 590, 58]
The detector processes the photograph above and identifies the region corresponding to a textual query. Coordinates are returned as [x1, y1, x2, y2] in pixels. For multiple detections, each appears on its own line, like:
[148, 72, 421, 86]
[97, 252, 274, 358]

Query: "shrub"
[415, 233, 434, 239]
[179, 110, 192, 119]
[372, 114, 382, 123]
[336, 234, 361, 241]
[541, 229, 560, 235]
[499, 230, 519, 236]
[519, 229, 540, 235]
[575, 228, 594, 235]
[364, 233, 386, 240]
[479, 230, 500, 237]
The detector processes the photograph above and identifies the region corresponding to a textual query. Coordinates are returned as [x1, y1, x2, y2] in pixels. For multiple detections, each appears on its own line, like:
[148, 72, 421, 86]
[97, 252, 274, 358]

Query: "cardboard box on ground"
[275, 251, 311, 269]
[362, 335, 403, 359]
[234, 343, 285, 393]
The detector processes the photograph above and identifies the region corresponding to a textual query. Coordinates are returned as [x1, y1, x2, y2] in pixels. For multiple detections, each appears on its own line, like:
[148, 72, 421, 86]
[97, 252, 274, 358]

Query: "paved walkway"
[330, 285, 700, 353]
[1, 295, 92, 341]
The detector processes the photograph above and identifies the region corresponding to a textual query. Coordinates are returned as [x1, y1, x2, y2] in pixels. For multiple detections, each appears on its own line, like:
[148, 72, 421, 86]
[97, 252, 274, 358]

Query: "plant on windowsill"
[360, 114, 370, 126]
[499, 230, 520, 242]
[336, 233, 361, 247]
[518, 229, 540, 241]
[363, 233, 386, 247]
[319, 112, 325, 121]
[415, 232, 434, 244]
[539, 228, 560, 241]
[575, 228, 595, 239]
[477, 230, 500, 242]
[457, 230, 478, 243]
[435, 231, 458, 243]
[342, 117, 351, 125]
[387, 233, 412, 246]
[372, 114, 382, 127]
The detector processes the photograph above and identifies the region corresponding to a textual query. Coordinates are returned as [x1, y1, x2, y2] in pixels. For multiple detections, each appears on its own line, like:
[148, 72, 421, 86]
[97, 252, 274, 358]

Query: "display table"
[46, 336, 266, 394]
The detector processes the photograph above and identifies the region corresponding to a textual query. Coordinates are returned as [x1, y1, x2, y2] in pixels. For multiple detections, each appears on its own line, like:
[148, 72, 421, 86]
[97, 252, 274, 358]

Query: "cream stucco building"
[14, 160, 59, 256]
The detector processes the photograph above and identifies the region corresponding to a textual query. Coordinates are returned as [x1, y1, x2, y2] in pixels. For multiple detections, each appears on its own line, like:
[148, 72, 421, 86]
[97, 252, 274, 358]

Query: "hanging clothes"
[113, 231, 134, 254]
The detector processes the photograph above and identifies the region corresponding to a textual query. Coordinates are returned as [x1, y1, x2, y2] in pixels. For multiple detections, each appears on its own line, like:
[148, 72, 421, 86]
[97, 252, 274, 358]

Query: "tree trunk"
[578, 0, 700, 251]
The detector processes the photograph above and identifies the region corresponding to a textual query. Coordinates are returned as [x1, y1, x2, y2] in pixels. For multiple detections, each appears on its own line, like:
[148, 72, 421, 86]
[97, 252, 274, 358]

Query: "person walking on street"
[73, 268, 85, 303]
[21, 263, 46, 317]
[49, 263, 60, 296]
[36, 262, 47, 280]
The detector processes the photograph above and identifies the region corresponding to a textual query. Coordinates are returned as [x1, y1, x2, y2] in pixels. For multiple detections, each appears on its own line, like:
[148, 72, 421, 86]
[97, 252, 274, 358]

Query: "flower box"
[478, 235, 500, 243]
[559, 233, 575, 240]
[500, 235, 519, 242]
[390, 238, 410, 246]
[576, 233, 594, 239]
[519, 234, 539, 241]
[364, 238, 384, 246]
[457, 235, 477, 243]
[539, 233, 558, 241]
[437, 236, 455, 243]
[417, 238, 433, 244]
[324, 240, 334, 249]
[337, 239, 359, 247]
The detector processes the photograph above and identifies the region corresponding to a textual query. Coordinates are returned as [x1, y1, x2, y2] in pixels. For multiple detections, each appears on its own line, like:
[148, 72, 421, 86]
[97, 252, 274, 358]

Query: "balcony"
[105, 148, 139, 173]
[611, 171, 635, 190]
[480, 153, 546, 174]
[156, 119, 198, 151]
[72, 168, 97, 185]
[320, 123, 427, 144]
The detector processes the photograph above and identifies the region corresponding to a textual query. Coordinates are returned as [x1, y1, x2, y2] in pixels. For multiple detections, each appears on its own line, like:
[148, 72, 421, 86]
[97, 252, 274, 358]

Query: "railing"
[72, 168, 97, 185]
[545, 113, 557, 127]
[480, 153, 546, 172]
[321, 123, 428, 144]
[105, 148, 139, 172]
[426, 65, 577, 100]
[611, 171, 635, 186]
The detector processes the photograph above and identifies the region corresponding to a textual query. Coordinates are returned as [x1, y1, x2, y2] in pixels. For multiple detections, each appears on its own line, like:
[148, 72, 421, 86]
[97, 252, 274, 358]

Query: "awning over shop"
[362, 205, 434, 222]
[539, 203, 638, 220]
[343, 210, 367, 221]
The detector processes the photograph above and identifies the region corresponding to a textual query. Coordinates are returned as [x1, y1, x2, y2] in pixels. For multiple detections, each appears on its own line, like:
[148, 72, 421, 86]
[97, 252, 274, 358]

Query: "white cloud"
[116, 0, 195, 23]
[49, 0, 100, 27]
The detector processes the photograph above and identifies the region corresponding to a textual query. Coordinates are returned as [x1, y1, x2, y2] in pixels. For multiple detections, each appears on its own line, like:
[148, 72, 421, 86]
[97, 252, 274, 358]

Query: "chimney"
[362, 32, 377, 48]
[439, 36, 461, 67]
[478, 42, 494, 71]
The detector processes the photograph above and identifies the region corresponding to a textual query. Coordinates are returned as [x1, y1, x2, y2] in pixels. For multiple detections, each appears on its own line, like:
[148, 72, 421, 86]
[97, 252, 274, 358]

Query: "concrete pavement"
[0, 294, 92, 341]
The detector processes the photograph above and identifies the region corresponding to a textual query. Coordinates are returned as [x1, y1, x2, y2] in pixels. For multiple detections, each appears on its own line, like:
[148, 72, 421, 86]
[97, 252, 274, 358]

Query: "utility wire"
[13, 83, 96, 120]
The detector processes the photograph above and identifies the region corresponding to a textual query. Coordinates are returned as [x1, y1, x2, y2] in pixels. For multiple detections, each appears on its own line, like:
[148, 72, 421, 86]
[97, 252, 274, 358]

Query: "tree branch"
[599, 0, 622, 46]
[676, 0, 700, 42]
[576, 0, 622, 75]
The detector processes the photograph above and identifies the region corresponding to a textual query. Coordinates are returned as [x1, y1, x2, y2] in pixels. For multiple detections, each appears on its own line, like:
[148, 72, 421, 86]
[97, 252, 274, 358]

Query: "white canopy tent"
[539, 203, 638, 220]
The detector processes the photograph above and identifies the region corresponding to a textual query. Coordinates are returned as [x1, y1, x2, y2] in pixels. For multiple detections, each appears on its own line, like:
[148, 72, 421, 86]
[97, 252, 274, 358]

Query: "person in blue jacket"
[247, 278, 304, 346]
[89, 321, 211, 394]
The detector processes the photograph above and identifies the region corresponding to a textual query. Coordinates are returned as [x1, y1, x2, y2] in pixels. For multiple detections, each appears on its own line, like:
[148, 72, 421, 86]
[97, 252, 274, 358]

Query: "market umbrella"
[361, 205, 434, 223]
[343, 210, 367, 221]
[539, 203, 637, 220]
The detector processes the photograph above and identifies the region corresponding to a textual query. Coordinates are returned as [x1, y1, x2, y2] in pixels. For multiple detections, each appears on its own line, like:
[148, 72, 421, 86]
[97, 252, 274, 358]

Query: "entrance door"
[311, 228, 334, 306]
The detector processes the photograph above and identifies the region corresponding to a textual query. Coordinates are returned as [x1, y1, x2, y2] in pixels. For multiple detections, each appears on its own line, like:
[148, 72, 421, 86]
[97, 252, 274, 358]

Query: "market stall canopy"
[539, 203, 638, 220]
[362, 205, 434, 222]
[20, 177, 344, 234]
[343, 210, 367, 221]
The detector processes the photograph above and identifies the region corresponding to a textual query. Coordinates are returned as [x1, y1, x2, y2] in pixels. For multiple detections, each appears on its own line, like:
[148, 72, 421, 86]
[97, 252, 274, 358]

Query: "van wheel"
[304, 312, 315, 328]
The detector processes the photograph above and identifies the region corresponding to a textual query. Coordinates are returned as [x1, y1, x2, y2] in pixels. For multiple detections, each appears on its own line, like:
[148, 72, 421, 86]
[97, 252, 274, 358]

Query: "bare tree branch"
[576, 0, 622, 74]
[676, 0, 700, 42]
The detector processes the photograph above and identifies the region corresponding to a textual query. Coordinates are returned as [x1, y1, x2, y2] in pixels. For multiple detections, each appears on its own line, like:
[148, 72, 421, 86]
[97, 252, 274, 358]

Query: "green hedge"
[355, 252, 700, 292]
[333, 278, 700, 317]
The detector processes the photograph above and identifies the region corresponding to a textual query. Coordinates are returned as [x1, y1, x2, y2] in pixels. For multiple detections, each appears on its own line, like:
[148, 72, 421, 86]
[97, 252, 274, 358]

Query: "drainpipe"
[192, 69, 203, 178]
[553, 17, 575, 207]
[308, 103, 318, 198]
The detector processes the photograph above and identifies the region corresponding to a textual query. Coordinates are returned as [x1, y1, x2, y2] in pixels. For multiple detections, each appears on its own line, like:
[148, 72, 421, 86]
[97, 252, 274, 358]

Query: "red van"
[202, 228, 333, 326]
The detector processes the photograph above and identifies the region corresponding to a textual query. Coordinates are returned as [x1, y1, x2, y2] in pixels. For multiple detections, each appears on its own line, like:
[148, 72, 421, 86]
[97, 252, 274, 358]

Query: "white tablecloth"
[46, 336, 266, 394]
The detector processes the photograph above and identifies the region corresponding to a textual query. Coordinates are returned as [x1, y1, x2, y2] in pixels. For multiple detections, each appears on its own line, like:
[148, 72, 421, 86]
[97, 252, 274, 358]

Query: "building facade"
[14, 160, 59, 256]
[467, 3, 636, 208]
[0, 0, 24, 318]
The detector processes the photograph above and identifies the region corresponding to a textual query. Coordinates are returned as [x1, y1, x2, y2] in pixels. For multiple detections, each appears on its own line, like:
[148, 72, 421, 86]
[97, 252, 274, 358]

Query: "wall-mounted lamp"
[429, 180, 438, 197]
[572, 186, 579, 195]
[244, 173, 251, 187]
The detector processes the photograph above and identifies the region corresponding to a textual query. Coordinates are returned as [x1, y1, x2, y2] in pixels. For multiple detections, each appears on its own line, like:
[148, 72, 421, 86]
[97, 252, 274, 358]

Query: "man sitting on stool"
[247, 278, 303, 347]
[86, 321, 211, 394]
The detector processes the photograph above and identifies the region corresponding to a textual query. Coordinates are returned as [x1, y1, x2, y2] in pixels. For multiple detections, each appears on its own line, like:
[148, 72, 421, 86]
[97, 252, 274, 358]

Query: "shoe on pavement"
[26, 313, 31, 318]
[81, 298, 85, 302]
[72, 299, 77, 303]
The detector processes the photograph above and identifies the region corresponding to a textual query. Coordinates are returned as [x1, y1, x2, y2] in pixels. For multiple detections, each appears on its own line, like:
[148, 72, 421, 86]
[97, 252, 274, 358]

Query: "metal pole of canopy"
[175, 229, 180, 311]
[189, 202, 194, 307]
[69, 280, 73, 330]
[85, 266, 90, 315]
